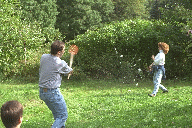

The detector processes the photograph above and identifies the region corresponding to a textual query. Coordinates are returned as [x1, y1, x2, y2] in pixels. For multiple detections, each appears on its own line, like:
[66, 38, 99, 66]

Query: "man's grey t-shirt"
[39, 54, 72, 88]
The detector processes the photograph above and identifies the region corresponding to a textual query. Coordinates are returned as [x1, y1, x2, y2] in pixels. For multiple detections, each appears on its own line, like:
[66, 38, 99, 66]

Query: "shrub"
[0, 1, 42, 77]
[0, 0, 63, 79]
[71, 19, 191, 81]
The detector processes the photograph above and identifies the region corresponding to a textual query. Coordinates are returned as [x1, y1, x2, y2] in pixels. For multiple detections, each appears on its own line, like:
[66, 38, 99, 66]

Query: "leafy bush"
[71, 19, 191, 81]
[0, 0, 63, 79]
[0, 0, 43, 77]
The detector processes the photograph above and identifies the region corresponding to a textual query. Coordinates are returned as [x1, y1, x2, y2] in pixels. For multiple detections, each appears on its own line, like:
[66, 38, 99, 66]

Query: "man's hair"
[1, 100, 23, 128]
[158, 42, 169, 54]
[51, 40, 65, 55]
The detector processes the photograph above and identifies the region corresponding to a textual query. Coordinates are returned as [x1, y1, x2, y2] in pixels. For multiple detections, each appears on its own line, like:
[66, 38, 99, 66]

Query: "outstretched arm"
[148, 62, 154, 71]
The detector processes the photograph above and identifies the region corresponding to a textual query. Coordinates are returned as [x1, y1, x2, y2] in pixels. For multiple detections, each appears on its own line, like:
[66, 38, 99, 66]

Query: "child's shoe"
[162, 90, 169, 93]
[148, 94, 156, 97]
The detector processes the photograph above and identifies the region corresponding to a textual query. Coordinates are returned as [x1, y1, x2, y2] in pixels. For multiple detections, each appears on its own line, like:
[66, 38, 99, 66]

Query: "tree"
[56, 0, 149, 40]
[148, 0, 192, 23]
[112, 0, 148, 20]
[150, 0, 161, 19]
[20, 0, 62, 43]
[56, 0, 114, 40]
[185, 21, 192, 59]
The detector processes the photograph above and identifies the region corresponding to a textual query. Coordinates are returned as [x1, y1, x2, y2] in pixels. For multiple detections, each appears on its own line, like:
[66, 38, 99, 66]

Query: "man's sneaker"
[148, 94, 156, 97]
[162, 90, 169, 93]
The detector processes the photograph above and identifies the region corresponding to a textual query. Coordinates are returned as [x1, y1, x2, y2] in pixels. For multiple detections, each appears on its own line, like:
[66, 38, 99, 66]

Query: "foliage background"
[0, 0, 62, 80]
[71, 19, 192, 82]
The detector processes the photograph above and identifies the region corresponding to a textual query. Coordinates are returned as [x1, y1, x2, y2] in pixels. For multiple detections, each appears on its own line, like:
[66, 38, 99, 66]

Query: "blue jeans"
[39, 88, 68, 128]
[152, 69, 167, 95]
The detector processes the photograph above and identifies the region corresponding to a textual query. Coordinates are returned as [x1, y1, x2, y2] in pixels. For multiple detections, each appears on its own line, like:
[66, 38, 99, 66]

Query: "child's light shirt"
[39, 54, 72, 88]
[153, 50, 165, 65]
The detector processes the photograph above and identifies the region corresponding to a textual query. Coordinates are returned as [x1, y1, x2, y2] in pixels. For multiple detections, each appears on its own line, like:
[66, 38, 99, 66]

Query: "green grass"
[0, 79, 191, 128]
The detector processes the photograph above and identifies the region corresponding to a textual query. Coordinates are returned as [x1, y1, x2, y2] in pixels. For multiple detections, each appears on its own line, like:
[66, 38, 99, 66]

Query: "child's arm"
[152, 54, 164, 65]
[148, 62, 154, 71]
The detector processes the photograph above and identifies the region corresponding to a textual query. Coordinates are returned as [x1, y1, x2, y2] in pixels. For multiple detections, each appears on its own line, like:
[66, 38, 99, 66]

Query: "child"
[148, 42, 169, 97]
[39, 40, 73, 128]
[1, 100, 23, 128]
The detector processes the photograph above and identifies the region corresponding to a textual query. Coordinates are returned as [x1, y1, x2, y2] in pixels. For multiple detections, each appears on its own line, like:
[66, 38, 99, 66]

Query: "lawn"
[0, 79, 191, 128]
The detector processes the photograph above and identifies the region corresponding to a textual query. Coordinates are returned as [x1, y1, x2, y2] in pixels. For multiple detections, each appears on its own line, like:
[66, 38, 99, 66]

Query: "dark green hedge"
[71, 19, 192, 81]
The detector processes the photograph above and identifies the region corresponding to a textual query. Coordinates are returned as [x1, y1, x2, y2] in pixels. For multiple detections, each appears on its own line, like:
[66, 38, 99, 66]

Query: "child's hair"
[158, 42, 169, 54]
[51, 40, 65, 55]
[1, 100, 23, 128]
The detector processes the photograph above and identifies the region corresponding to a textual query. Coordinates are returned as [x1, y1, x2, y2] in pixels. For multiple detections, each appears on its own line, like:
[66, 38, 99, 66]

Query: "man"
[39, 40, 73, 128]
